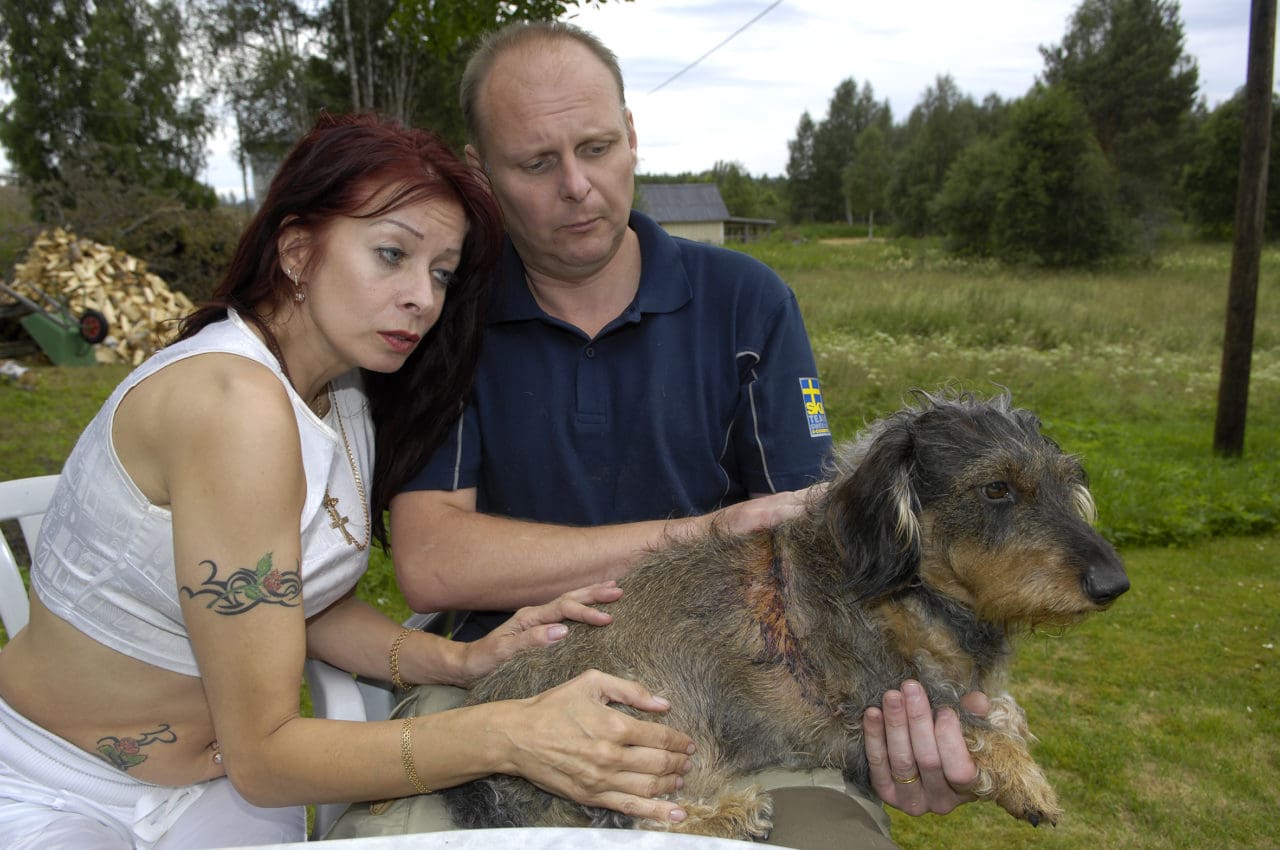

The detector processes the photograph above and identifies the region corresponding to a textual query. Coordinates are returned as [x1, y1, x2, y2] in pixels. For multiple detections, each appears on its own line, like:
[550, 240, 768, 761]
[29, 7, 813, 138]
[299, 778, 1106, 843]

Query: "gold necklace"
[319, 384, 370, 551]
[256, 324, 367, 550]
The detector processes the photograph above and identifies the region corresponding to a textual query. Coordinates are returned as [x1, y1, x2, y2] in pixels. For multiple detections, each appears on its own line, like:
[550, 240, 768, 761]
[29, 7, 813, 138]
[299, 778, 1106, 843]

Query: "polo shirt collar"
[489, 210, 692, 326]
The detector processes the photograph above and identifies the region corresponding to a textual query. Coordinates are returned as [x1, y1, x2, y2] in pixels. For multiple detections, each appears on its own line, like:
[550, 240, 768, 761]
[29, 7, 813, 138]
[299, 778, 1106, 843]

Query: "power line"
[647, 0, 785, 95]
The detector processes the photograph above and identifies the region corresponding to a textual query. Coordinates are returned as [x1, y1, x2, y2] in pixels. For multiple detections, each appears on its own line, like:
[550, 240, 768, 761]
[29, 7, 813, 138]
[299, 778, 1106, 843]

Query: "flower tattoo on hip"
[180, 552, 302, 614]
[97, 724, 177, 772]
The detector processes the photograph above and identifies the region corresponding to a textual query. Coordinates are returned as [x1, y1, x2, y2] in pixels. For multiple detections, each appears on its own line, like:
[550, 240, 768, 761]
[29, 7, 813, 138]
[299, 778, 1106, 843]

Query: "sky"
[196, 0, 1269, 198]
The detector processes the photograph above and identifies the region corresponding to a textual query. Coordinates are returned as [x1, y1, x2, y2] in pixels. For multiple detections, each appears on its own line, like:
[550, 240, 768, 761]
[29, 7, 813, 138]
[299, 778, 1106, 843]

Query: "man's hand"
[676, 483, 828, 540]
[864, 680, 989, 816]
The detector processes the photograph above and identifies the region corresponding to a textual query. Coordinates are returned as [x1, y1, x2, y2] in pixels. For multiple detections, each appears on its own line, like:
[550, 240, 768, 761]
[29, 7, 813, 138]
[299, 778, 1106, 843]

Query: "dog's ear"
[826, 421, 921, 601]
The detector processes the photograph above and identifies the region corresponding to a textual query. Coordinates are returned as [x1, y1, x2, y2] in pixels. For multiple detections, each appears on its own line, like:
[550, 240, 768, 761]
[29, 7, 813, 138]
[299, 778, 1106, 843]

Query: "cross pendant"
[322, 492, 356, 546]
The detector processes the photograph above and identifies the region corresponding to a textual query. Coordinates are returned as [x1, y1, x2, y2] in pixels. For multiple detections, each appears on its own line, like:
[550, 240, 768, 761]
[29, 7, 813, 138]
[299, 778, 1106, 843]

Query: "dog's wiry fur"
[443, 391, 1130, 839]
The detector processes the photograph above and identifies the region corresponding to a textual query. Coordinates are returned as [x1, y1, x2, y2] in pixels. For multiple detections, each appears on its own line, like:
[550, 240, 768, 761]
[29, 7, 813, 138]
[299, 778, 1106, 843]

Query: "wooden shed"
[636, 183, 774, 245]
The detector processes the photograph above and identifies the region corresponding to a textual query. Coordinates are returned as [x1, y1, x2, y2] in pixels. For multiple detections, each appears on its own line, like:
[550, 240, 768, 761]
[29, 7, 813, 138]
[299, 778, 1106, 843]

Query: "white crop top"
[31, 310, 374, 676]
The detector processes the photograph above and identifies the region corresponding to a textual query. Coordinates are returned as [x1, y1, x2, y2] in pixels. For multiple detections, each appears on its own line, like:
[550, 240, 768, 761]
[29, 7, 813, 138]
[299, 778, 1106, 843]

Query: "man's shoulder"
[633, 210, 778, 279]
[657, 233, 788, 296]
[677, 242, 795, 317]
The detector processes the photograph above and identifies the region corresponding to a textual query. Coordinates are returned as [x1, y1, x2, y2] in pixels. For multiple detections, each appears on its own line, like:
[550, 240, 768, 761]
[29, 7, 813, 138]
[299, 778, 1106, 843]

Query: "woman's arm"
[304, 582, 623, 688]
[160, 361, 691, 819]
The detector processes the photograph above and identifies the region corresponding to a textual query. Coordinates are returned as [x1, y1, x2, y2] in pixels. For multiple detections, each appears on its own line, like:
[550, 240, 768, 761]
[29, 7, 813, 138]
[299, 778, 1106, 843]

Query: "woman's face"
[288, 192, 469, 378]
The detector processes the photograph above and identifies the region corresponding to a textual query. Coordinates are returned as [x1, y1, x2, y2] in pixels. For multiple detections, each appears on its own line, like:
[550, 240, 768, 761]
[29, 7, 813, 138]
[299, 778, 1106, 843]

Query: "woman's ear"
[276, 220, 310, 280]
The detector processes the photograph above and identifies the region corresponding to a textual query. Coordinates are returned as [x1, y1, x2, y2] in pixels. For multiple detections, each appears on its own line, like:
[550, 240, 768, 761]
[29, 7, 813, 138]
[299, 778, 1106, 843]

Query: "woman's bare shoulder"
[115, 353, 301, 505]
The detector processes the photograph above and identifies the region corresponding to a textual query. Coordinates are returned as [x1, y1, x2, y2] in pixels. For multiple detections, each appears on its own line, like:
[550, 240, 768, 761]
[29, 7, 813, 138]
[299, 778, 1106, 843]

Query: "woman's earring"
[289, 266, 305, 303]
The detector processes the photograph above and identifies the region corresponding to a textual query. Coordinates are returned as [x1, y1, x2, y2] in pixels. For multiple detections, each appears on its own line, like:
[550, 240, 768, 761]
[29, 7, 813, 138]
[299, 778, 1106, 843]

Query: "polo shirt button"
[585, 347, 596, 358]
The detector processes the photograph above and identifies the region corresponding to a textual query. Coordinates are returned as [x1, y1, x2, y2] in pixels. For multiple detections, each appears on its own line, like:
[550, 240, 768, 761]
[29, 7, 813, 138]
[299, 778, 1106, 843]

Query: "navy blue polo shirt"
[406, 211, 831, 526]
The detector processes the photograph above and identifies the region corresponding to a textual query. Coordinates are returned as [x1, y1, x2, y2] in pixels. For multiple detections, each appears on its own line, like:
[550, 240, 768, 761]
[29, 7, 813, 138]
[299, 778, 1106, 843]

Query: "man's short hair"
[460, 20, 626, 152]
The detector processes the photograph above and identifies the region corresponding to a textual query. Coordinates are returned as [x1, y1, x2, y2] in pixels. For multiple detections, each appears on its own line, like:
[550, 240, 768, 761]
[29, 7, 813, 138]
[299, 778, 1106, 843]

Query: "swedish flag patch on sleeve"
[799, 377, 830, 438]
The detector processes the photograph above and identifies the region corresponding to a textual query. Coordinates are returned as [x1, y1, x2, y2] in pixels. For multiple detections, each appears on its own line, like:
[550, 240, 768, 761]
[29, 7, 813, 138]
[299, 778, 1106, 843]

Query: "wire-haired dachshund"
[444, 391, 1130, 839]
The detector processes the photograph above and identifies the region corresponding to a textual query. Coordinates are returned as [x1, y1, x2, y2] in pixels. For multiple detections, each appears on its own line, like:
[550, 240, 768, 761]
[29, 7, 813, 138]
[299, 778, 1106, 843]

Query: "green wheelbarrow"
[0, 280, 109, 367]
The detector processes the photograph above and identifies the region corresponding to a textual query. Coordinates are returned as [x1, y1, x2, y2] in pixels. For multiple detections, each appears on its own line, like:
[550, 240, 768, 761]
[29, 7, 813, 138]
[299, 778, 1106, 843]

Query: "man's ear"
[464, 143, 486, 175]
[625, 108, 638, 162]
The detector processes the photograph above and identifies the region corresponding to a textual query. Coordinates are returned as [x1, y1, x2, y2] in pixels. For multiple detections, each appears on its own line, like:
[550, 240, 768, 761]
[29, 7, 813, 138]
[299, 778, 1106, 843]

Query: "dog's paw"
[742, 789, 774, 841]
[669, 786, 773, 841]
[968, 724, 1062, 827]
[995, 770, 1061, 827]
[1015, 793, 1062, 828]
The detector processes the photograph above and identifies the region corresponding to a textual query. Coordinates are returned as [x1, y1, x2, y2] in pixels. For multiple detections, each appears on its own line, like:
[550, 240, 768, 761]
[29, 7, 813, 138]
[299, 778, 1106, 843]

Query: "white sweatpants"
[0, 692, 304, 849]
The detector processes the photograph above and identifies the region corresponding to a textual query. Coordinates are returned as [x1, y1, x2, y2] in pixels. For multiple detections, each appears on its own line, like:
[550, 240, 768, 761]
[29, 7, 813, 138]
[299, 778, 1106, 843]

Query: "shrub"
[935, 85, 1125, 266]
[113, 204, 247, 304]
[0, 184, 37, 275]
[28, 167, 245, 303]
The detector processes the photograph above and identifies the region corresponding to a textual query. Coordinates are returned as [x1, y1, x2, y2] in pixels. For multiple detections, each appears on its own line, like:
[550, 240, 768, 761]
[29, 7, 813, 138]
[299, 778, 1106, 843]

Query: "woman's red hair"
[180, 112, 502, 546]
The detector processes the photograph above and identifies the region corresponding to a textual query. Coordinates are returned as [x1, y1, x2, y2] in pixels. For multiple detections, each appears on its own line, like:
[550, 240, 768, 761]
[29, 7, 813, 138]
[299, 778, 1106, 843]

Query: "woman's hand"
[456, 582, 623, 685]
[864, 680, 988, 815]
[497, 669, 695, 824]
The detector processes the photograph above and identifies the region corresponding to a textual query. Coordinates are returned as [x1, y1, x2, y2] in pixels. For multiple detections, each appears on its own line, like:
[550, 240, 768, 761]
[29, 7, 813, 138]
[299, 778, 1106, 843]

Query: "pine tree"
[786, 112, 819, 224]
[1040, 0, 1199, 235]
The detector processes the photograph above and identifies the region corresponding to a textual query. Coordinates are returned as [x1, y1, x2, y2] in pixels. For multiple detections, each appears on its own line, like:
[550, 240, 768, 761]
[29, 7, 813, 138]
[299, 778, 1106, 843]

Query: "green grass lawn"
[890, 534, 1279, 849]
[1, 235, 1275, 848]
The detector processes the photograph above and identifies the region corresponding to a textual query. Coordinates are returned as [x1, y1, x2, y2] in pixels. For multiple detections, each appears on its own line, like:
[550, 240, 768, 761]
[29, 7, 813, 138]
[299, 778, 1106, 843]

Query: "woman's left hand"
[456, 582, 623, 685]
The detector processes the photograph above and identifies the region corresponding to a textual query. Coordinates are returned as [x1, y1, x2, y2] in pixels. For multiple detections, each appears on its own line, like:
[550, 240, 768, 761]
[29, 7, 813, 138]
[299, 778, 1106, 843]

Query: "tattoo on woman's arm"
[97, 724, 177, 772]
[179, 553, 302, 614]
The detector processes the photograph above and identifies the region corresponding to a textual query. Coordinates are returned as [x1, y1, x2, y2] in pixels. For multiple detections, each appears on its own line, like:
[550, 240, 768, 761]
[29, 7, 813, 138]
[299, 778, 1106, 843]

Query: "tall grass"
[740, 235, 1280, 549]
[750, 238, 1278, 353]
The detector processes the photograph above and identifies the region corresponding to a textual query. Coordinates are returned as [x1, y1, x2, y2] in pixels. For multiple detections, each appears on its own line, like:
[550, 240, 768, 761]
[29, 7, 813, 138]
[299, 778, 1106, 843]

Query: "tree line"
[0, 0, 629, 298]
[0, 0, 1272, 289]
[615, 1, 1271, 267]
[771, 0, 1277, 265]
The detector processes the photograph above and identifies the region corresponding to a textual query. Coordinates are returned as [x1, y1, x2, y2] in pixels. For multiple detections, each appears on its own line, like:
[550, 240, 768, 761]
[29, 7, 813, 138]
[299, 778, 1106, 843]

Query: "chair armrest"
[405, 610, 443, 633]
[305, 612, 444, 724]
[304, 658, 370, 723]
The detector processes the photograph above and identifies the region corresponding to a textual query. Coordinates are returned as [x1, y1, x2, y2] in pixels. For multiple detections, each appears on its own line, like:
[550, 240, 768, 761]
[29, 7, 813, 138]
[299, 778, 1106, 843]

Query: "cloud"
[574, 0, 1261, 176]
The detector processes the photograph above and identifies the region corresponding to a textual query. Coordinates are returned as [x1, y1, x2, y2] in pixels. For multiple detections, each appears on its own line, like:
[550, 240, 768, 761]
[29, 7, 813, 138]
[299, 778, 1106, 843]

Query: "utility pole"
[1214, 0, 1277, 456]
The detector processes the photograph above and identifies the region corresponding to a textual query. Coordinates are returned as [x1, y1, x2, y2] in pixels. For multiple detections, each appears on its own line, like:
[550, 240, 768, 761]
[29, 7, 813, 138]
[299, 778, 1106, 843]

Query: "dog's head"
[822, 391, 1128, 627]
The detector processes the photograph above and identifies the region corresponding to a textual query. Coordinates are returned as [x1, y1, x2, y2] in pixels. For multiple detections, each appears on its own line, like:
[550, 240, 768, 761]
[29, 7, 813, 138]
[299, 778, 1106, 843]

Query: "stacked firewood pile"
[3, 228, 195, 365]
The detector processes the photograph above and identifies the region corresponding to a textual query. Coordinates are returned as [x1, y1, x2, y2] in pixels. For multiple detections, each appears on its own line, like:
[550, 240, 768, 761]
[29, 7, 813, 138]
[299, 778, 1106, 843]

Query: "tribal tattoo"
[97, 724, 177, 772]
[179, 553, 302, 614]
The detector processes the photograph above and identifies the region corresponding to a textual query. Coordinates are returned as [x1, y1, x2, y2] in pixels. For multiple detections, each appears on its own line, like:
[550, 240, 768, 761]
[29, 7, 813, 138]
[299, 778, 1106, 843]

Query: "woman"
[0, 112, 693, 849]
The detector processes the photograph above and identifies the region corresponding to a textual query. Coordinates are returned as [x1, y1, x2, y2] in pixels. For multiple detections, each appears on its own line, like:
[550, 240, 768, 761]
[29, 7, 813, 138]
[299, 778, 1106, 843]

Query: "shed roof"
[636, 183, 730, 223]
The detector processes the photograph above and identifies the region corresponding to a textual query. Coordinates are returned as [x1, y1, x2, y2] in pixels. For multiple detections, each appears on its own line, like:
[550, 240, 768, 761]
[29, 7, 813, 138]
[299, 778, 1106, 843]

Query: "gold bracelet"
[400, 717, 431, 795]
[389, 628, 413, 690]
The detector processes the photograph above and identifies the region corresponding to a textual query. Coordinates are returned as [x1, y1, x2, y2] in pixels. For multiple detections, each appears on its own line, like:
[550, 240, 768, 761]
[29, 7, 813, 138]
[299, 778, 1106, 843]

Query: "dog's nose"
[1083, 564, 1130, 605]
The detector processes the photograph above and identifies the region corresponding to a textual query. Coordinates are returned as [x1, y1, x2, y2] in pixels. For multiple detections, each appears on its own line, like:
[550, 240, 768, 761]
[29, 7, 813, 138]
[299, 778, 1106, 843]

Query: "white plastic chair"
[0, 474, 59, 639]
[304, 609, 442, 839]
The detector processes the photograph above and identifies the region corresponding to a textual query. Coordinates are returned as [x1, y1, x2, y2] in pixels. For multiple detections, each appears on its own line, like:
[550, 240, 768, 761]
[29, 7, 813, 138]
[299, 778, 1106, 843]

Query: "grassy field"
[1, 235, 1276, 848]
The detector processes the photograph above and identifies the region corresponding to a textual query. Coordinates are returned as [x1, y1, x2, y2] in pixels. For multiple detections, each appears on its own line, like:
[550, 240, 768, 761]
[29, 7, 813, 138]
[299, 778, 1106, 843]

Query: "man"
[334, 20, 984, 848]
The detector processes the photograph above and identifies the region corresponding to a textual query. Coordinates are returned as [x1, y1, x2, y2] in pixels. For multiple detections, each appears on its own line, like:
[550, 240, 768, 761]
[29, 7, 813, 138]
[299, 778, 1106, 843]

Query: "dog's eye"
[981, 482, 1012, 502]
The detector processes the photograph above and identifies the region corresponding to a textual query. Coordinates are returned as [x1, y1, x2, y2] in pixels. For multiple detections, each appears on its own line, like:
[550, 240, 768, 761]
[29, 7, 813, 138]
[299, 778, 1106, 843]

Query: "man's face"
[470, 40, 637, 284]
